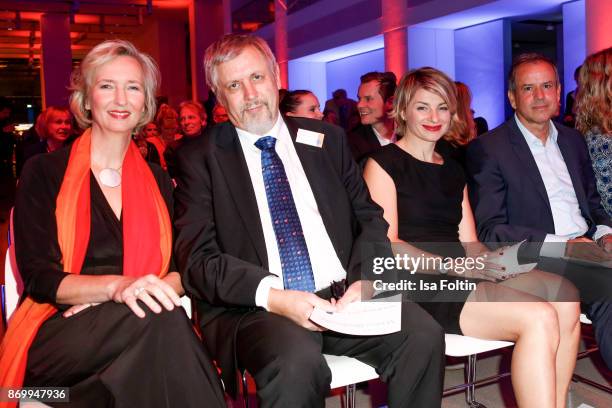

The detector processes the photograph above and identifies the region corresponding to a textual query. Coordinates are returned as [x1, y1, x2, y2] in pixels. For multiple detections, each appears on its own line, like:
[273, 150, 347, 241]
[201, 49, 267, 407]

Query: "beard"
[240, 99, 277, 135]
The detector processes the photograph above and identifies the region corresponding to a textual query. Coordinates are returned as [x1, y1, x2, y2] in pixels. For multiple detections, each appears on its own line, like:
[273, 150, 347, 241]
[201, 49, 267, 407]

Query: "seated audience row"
[1, 35, 610, 408]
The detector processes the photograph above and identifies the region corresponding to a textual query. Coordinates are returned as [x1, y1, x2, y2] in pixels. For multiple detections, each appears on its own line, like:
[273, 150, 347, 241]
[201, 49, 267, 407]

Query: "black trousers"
[236, 301, 445, 408]
[25, 302, 226, 408]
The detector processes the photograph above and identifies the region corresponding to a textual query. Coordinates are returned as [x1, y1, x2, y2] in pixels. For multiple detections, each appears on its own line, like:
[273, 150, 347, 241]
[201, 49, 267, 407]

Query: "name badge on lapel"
[296, 128, 324, 148]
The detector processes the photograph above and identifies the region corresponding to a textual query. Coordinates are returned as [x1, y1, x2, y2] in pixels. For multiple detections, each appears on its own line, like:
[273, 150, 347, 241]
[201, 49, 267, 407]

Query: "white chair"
[579, 313, 592, 325]
[2, 248, 20, 324]
[443, 334, 514, 407]
[240, 334, 514, 408]
[321, 337, 514, 408]
[2, 207, 21, 325]
[324, 354, 378, 408]
[180, 295, 193, 319]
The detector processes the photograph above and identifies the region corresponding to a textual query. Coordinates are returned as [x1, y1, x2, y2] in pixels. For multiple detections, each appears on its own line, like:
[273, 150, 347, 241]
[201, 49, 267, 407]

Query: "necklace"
[99, 167, 122, 188]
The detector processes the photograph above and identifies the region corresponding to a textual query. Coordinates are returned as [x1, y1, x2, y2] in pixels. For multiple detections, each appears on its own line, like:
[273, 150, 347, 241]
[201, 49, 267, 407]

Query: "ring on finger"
[134, 287, 145, 297]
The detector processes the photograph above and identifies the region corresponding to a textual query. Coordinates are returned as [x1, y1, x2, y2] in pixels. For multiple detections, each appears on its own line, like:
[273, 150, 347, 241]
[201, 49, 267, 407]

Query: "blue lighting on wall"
[562, 0, 586, 114]
[455, 19, 511, 129]
[325, 48, 385, 101]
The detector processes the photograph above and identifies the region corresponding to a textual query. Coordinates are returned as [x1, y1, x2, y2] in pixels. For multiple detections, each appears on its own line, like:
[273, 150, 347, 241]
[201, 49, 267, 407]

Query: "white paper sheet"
[309, 295, 401, 336]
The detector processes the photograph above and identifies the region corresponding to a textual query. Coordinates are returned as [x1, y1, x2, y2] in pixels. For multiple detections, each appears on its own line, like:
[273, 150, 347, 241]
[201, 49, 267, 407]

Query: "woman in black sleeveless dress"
[363, 67, 580, 408]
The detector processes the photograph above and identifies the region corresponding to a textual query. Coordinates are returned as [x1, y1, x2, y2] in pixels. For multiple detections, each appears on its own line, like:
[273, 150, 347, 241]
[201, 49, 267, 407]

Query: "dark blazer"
[347, 124, 382, 162]
[466, 118, 611, 244]
[173, 116, 392, 394]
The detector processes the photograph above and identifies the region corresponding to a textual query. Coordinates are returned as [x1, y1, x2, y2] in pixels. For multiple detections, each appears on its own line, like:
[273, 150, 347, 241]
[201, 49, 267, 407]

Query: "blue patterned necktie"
[255, 136, 316, 292]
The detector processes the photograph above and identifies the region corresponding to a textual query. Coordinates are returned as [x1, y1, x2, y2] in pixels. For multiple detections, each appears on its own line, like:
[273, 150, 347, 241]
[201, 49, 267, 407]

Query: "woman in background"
[574, 47, 612, 372]
[575, 47, 612, 217]
[22, 106, 73, 164]
[453, 81, 477, 142]
[212, 103, 229, 124]
[156, 103, 182, 144]
[141, 121, 167, 169]
[133, 127, 161, 166]
[280, 89, 324, 120]
[435, 81, 476, 167]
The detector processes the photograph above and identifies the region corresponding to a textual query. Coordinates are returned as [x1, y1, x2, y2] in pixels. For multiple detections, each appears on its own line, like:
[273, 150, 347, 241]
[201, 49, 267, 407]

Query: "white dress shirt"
[236, 114, 347, 309]
[372, 126, 397, 146]
[515, 115, 612, 256]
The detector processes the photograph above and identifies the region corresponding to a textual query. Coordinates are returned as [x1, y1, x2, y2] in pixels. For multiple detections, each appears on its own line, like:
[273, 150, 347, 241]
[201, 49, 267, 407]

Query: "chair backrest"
[2, 208, 23, 323]
[181, 295, 192, 319]
[7, 208, 22, 295]
[3, 248, 20, 322]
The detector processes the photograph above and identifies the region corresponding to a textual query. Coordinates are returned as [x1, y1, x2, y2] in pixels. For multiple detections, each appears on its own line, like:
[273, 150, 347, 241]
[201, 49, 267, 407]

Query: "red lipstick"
[422, 124, 442, 132]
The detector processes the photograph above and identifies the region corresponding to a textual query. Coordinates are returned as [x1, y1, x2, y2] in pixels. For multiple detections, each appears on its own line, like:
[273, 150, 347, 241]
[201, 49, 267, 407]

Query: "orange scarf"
[0, 128, 172, 407]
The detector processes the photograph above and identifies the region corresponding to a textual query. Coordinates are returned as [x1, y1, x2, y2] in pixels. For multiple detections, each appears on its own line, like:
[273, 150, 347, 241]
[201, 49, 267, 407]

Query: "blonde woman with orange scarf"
[0, 40, 225, 407]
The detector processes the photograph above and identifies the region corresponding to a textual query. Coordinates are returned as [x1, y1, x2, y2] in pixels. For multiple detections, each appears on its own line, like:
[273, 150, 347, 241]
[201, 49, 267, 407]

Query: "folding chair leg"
[572, 373, 612, 394]
[465, 354, 487, 408]
[241, 370, 250, 408]
[344, 383, 356, 408]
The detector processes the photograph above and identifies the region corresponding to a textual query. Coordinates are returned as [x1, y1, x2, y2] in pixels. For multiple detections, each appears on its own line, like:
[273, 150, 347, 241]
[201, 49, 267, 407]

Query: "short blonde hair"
[575, 47, 612, 135]
[69, 39, 159, 130]
[204, 34, 278, 94]
[35, 106, 71, 140]
[392, 67, 464, 143]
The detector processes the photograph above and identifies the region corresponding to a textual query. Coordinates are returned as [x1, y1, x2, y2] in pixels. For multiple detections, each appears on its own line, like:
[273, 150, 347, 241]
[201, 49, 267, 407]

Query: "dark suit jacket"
[466, 118, 611, 245]
[347, 124, 382, 163]
[173, 116, 392, 394]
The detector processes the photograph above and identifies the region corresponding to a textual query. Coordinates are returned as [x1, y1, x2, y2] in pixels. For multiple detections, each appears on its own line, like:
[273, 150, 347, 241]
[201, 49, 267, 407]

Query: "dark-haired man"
[466, 53, 612, 368]
[349, 71, 397, 162]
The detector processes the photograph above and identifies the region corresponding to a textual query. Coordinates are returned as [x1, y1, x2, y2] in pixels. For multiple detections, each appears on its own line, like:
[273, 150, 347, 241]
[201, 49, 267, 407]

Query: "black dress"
[369, 144, 483, 335]
[14, 147, 226, 408]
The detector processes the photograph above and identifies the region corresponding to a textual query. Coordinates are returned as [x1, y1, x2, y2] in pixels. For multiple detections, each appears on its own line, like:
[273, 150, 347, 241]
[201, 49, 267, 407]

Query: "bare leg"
[497, 271, 581, 408]
[460, 283, 561, 408]
[550, 301, 580, 408]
